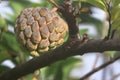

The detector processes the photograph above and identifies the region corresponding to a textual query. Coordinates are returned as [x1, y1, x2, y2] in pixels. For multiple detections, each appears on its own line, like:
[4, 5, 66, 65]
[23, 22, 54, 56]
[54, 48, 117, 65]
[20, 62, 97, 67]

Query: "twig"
[92, 54, 100, 69]
[85, 54, 100, 80]
[111, 73, 120, 80]
[102, 53, 110, 80]
[75, 2, 82, 16]
[110, 29, 116, 39]
[107, 3, 111, 39]
[79, 55, 120, 80]
[104, 0, 112, 39]
[109, 57, 114, 78]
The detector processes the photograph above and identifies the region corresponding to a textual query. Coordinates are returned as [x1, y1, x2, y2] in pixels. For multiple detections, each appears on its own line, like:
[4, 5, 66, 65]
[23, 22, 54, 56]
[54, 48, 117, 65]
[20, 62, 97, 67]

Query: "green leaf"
[0, 50, 11, 63]
[53, 62, 63, 80]
[0, 16, 8, 31]
[64, 32, 69, 42]
[1, 32, 21, 53]
[111, 5, 120, 20]
[112, 0, 120, 7]
[81, 0, 106, 11]
[0, 65, 10, 73]
[44, 61, 62, 78]
[79, 29, 88, 35]
[5, 13, 16, 26]
[62, 57, 82, 80]
[113, 27, 120, 39]
[112, 18, 120, 30]
[44, 57, 81, 80]
[63, 57, 82, 66]
[114, 51, 120, 58]
[9, 1, 24, 16]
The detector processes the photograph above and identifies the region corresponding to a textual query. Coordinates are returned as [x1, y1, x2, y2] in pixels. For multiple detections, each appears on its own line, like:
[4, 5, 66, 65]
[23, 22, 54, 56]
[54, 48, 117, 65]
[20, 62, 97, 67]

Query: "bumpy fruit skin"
[14, 7, 68, 56]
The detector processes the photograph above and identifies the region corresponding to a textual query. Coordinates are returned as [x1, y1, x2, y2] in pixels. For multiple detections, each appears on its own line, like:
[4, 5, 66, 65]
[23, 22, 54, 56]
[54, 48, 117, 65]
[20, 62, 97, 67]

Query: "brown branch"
[107, 3, 112, 39]
[104, 0, 112, 39]
[0, 39, 120, 80]
[79, 54, 120, 80]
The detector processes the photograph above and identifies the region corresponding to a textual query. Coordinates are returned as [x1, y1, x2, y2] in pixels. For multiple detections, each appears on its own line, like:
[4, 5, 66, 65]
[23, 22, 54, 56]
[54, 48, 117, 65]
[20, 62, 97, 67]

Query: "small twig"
[75, 8, 82, 16]
[109, 63, 114, 78]
[102, 54, 110, 80]
[107, 3, 112, 39]
[104, 0, 112, 39]
[75, 2, 82, 16]
[110, 29, 116, 39]
[81, 33, 89, 43]
[92, 54, 100, 69]
[79, 55, 120, 80]
[111, 73, 120, 80]
[86, 54, 100, 80]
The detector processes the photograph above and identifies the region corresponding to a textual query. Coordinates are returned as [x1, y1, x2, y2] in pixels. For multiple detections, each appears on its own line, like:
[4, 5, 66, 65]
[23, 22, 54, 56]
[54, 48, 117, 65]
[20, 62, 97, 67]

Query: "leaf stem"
[104, 0, 112, 39]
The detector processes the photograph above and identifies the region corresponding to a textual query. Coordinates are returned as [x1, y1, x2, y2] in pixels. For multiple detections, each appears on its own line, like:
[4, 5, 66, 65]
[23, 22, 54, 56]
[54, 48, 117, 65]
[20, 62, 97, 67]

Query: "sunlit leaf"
[64, 32, 69, 42]
[112, 18, 120, 30]
[113, 27, 120, 39]
[9, 1, 24, 16]
[0, 16, 8, 31]
[81, 0, 106, 11]
[5, 13, 16, 26]
[79, 29, 88, 35]
[111, 5, 120, 20]
[112, 0, 120, 7]
[1, 32, 21, 53]
[62, 57, 82, 80]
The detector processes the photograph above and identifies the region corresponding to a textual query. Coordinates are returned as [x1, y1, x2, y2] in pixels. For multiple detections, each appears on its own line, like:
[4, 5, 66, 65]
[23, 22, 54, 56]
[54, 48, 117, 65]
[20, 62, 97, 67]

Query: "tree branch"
[104, 0, 112, 39]
[0, 39, 120, 80]
[106, 2, 112, 39]
[79, 54, 120, 80]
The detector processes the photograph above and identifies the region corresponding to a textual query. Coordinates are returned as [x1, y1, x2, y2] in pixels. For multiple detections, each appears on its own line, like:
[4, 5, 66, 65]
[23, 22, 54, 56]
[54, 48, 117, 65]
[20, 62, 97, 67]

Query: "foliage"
[0, 0, 120, 80]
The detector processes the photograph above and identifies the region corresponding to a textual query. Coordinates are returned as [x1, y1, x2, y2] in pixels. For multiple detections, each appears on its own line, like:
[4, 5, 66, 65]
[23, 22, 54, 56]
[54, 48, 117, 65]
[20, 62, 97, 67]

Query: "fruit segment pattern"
[15, 7, 68, 56]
